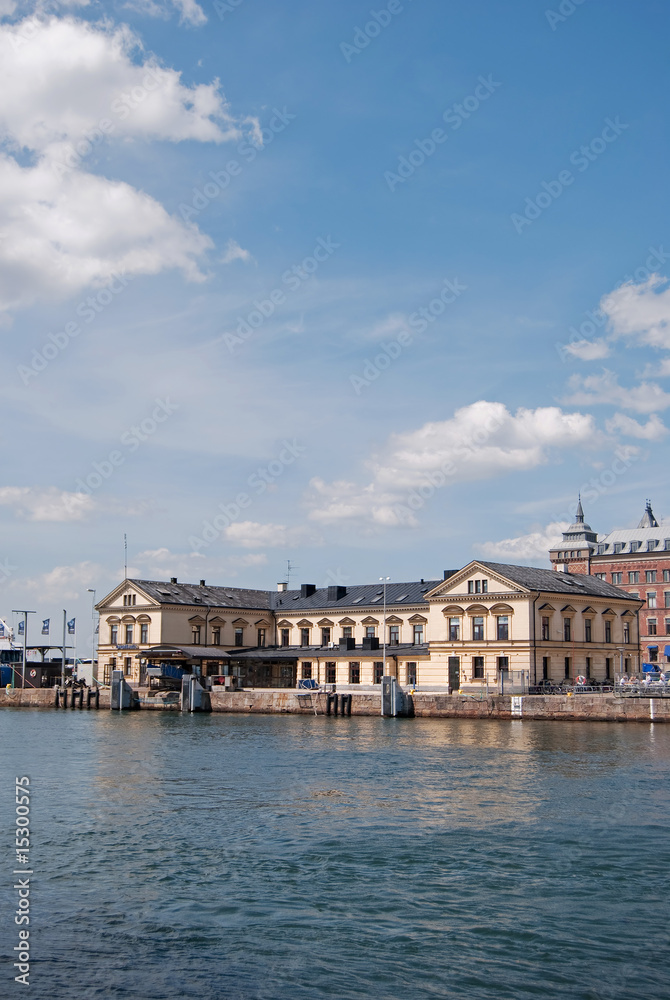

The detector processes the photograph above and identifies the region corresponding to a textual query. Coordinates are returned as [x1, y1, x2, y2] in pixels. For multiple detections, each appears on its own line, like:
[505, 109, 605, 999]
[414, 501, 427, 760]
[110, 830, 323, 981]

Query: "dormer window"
[467, 579, 488, 594]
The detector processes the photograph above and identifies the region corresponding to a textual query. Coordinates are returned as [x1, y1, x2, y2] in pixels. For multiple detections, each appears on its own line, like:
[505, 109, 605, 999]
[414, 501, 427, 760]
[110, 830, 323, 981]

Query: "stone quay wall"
[1, 687, 669, 722]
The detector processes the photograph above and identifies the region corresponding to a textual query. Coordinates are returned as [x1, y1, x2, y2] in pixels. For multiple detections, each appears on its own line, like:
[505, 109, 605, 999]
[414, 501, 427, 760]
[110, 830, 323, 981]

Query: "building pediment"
[408, 613, 427, 623]
[425, 561, 526, 599]
[561, 605, 576, 614]
[386, 614, 403, 624]
[255, 618, 271, 627]
[296, 619, 314, 628]
[209, 616, 226, 625]
[601, 608, 616, 617]
[538, 603, 556, 612]
[317, 618, 334, 627]
[188, 615, 206, 624]
[361, 616, 379, 625]
[465, 604, 489, 616]
[277, 619, 292, 628]
[232, 617, 249, 626]
[489, 603, 514, 614]
[338, 617, 355, 625]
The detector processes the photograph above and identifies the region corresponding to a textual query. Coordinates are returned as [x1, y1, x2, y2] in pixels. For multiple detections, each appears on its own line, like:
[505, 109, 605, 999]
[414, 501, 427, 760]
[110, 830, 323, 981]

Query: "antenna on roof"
[286, 559, 297, 588]
[124, 534, 128, 580]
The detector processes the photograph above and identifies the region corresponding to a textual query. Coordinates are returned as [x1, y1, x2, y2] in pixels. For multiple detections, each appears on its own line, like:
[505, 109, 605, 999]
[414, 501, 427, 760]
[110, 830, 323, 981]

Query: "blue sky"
[1, 0, 669, 647]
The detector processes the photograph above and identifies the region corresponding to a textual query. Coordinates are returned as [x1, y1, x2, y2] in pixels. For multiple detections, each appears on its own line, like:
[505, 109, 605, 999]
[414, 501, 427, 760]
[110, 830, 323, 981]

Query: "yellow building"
[95, 561, 641, 689]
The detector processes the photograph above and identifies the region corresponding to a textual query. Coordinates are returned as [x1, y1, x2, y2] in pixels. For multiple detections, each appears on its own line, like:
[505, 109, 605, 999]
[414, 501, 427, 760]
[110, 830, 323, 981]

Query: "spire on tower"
[575, 493, 584, 523]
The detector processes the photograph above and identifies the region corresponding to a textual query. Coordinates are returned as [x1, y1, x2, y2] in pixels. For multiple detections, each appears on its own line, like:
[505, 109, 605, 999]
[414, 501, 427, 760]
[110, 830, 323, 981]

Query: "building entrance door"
[448, 656, 460, 693]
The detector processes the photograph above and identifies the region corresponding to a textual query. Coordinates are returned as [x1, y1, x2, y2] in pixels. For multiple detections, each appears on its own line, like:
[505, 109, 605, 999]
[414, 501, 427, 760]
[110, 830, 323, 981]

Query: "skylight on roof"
[370, 596, 383, 603]
[396, 593, 409, 601]
[352, 597, 365, 604]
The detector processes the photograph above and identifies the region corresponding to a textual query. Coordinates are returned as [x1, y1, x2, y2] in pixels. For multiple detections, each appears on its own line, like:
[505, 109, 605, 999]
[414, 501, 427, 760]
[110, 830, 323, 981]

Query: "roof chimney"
[199, 580, 206, 586]
[300, 583, 317, 598]
[277, 582, 288, 593]
[170, 577, 177, 584]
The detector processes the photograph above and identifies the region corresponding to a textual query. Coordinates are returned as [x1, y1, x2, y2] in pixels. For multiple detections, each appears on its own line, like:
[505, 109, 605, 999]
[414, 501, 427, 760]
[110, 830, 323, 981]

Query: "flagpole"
[62, 610, 67, 692]
[12, 610, 35, 690]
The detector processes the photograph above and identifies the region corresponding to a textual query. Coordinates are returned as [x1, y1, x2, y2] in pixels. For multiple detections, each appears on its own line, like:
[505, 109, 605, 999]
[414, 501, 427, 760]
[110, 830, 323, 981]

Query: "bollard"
[95, 688, 100, 710]
[87, 688, 92, 710]
[54, 688, 59, 708]
[333, 694, 339, 716]
[78, 687, 84, 709]
[326, 693, 333, 716]
[70, 687, 76, 709]
[344, 694, 352, 716]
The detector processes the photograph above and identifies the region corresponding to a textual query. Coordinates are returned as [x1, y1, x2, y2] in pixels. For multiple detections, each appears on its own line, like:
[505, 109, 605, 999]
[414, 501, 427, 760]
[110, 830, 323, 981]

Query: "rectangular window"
[212, 628, 220, 645]
[496, 616, 509, 641]
[321, 627, 331, 646]
[110, 624, 118, 645]
[605, 657, 611, 679]
[541, 616, 550, 641]
[665, 619, 670, 636]
[623, 622, 630, 643]
[473, 656, 484, 679]
[542, 656, 549, 681]
[125, 624, 133, 644]
[234, 628, 244, 647]
[564, 656, 571, 678]
[389, 625, 400, 645]
[585, 657, 591, 679]
[648, 592, 657, 609]
[342, 626, 352, 639]
[472, 617, 484, 641]
[257, 628, 266, 647]
[301, 662, 312, 680]
[629, 571, 639, 584]
[563, 619, 571, 642]
[498, 656, 509, 672]
[650, 648, 659, 663]
[646, 570, 657, 583]
[124, 657, 132, 677]
[373, 662, 384, 684]
[664, 570, 670, 582]
[584, 619, 592, 642]
[192, 626, 201, 645]
[482, 580, 488, 594]
[413, 624, 424, 644]
[611, 573, 623, 585]
[594, 573, 606, 581]
[605, 620, 612, 643]
[300, 628, 310, 647]
[648, 619, 657, 636]
[349, 662, 360, 684]
[665, 592, 670, 608]
[406, 662, 417, 685]
[140, 623, 148, 644]
[325, 662, 336, 684]
[365, 626, 376, 638]
[448, 618, 460, 641]
[280, 628, 289, 647]
[614, 542, 623, 554]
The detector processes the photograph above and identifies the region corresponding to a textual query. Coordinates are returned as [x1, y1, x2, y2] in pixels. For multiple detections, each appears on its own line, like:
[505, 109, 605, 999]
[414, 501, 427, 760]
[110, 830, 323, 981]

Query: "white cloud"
[171, 0, 207, 26]
[0, 16, 258, 313]
[121, 0, 206, 26]
[0, 18, 248, 150]
[563, 338, 610, 360]
[604, 412, 668, 441]
[475, 522, 569, 562]
[306, 401, 599, 527]
[219, 239, 253, 265]
[0, 486, 94, 521]
[132, 546, 268, 579]
[0, 154, 213, 312]
[223, 521, 323, 548]
[601, 275, 670, 351]
[563, 370, 670, 413]
[23, 560, 102, 601]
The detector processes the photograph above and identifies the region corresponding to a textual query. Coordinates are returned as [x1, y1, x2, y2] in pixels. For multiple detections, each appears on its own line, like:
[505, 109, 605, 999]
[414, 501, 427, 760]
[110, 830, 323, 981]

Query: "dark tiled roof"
[270, 580, 446, 612]
[144, 644, 231, 658]
[477, 562, 642, 601]
[130, 580, 271, 609]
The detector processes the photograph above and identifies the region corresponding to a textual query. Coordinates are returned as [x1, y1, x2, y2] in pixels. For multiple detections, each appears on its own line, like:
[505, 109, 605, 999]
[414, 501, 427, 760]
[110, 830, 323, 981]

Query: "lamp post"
[379, 577, 390, 679]
[87, 589, 97, 685]
[11, 610, 35, 689]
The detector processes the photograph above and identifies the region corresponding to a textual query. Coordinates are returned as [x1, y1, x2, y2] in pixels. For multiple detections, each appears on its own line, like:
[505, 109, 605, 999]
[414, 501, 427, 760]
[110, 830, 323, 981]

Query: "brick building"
[550, 499, 669, 671]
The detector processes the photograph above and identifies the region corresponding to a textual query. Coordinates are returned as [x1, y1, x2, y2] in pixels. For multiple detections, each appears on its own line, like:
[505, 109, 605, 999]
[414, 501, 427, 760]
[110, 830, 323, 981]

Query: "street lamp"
[379, 577, 390, 679]
[11, 610, 35, 689]
[87, 589, 97, 685]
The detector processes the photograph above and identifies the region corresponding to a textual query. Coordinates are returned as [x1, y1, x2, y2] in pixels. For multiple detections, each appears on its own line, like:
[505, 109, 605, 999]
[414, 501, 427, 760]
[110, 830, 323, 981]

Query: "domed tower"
[549, 496, 599, 574]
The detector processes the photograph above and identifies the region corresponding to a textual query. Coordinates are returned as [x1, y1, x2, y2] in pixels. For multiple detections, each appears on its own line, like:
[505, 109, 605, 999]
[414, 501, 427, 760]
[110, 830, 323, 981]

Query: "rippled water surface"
[1, 710, 669, 999]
